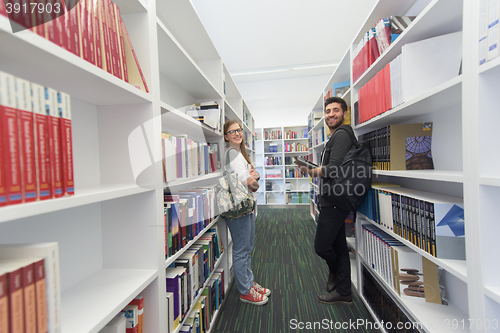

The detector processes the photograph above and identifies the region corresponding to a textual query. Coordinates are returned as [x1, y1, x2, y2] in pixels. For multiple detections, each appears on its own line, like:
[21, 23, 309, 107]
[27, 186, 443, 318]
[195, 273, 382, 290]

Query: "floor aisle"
[212, 207, 380, 333]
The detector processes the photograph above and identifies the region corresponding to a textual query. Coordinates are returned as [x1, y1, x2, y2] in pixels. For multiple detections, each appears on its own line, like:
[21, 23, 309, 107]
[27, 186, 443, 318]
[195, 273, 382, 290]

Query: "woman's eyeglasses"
[227, 129, 243, 135]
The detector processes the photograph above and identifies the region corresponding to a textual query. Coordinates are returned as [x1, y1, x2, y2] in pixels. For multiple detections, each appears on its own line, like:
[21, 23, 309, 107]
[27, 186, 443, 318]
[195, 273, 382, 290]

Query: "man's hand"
[295, 162, 310, 175]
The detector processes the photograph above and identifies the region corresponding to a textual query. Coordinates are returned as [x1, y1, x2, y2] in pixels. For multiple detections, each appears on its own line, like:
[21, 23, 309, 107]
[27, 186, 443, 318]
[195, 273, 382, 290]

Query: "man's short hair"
[324, 96, 348, 112]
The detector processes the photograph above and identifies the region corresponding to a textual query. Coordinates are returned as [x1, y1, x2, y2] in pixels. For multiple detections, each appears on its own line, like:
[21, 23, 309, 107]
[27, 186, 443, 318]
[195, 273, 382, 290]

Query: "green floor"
[212, 207, 379, 333]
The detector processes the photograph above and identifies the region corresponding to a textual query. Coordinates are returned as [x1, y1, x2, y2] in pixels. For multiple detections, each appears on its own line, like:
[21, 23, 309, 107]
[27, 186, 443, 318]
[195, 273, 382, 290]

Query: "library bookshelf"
[0, 1, 254, 332]
[308, 0, 498, 332]
[255, 126, 310, 206]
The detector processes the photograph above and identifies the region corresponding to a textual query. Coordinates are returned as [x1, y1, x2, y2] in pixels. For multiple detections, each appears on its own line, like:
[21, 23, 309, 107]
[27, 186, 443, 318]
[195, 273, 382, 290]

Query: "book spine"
[429, 202, 436, 257]
[0, 71, 23, 205]
[45, 87, 64, 198]
[58, 92, 74, 196]
[22, 262, 37, 333]
[88, 0, 96, 65]
[121, 16, 149, 92]
[114, 4, 128, 82]
[93, 0, 103, 69]
[8, 266, 24, 333]
[108, 0, 122, 79]
[34, 259, 48, 333]
[0, 273, 7, 333]
[79, 0, 90, 62]
[34, 0, 47, 38]
[99, 0, 112, 74]
[16, 78, 38, 202]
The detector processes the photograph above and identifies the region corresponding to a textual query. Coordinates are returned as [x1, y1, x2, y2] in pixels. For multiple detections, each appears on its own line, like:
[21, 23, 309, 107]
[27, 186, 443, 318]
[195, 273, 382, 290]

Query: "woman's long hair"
[223, 119, 252, 165]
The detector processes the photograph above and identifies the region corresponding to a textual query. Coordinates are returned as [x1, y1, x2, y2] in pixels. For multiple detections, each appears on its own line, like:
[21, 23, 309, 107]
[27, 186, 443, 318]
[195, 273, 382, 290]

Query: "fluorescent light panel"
[231, 62, 338, 76]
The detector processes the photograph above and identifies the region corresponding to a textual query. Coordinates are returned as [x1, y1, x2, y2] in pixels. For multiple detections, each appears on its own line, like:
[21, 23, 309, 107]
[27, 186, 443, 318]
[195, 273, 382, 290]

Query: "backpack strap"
[330, 126, 358, 149]
[224, 148, 239, 171]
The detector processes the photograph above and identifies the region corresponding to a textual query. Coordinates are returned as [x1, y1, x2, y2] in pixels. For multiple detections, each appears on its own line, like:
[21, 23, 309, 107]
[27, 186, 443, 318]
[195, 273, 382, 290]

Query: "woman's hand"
[250, 165, 260, 181]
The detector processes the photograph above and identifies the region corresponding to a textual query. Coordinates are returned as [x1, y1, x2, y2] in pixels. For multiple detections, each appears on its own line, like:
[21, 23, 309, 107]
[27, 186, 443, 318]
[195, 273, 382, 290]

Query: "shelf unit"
[307, 0, 497, 332]
[255, 126, 310, 205]
[0, 1, 254, 332]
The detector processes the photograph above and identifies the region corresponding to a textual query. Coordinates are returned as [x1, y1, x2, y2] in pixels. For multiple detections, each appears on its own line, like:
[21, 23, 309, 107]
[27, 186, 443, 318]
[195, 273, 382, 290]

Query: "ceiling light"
[231, 62, 339, 76]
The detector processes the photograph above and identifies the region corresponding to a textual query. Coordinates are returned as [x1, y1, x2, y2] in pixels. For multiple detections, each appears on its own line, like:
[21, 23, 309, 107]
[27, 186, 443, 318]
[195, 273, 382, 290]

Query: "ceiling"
[191, 0, 378, 83]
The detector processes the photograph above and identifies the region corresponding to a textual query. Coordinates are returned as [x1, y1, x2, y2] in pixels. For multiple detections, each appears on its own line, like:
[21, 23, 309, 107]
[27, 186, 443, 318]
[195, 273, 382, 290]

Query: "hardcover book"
[0, 71, 22, 205]
[58, 92, 75, 196]
[45, 87, 64, 198]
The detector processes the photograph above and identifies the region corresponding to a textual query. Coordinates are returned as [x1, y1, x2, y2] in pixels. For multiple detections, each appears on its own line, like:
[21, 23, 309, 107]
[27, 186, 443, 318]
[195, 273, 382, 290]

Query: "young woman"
[223, 119, 271, 305]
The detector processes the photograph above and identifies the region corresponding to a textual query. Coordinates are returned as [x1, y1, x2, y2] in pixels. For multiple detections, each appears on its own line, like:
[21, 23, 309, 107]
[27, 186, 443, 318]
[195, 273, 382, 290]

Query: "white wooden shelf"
[374, 170, 464, 183]
[360, 255, 470, 333]
[62, 268, 157, 333]
[484, 286, 500, 305]
[0, 16, 151, 106]
[284, 151, 309, 154]
[160, 102, 223, 140]
[358, 212, 467, 283]
[157, 19, 221, 101]
[479, 177, 500, 187]
[163, 172, 223, 189]
[478, 56, 500, 75]
[0, 185, 153, 224]
[283, 138, 308, 141]
[310, 142, 325, 150]
[346, 237, 356, 251]
[354, 75, 462, 130]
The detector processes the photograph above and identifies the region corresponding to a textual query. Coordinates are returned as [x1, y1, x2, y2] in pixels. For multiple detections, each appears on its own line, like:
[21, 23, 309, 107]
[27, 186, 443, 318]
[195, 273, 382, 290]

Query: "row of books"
[264, 156, 281, 166]
[164, 187, 218, 258]
[1, 71, 74, 207]
[324, 80, 350, 104]
[358, 122, 434, 171]
[265, 169, 282, 179]
[307, 111, 323, 132]
[100, 296, 144, 333]
[479, 0, 500, 65]
[311, 127, 325, 147]
[0, 242, 61, 333]
[352, 16, 415, 83]
[263, 130, 281, 140]
[266, 144, 279, 153]
[166, 236, 224, 332]
[0, 0, 149, 93]
[161, 133, 220, 183]
[284, 142, 307, 153]
[361, 266, 419, 333]
[362, 224, 446, 305]
[243, 129, 254, 151]
[284, 168, 306, 179]
[357, 31, 462, 125]
[285, 192, 308, 204]
[283, 130, 305, 140]
[358, 183, 465, 260]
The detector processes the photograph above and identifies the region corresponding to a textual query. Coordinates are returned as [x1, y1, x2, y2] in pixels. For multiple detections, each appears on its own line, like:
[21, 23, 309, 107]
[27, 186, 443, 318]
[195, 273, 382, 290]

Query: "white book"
[166, 292, 175, 333]
[178, 252, 198, 301]
[487, 0, 500, 61]
[0, 242, 61, 333]
[122, 304, 139, 333]
[99, 313, 126, 333]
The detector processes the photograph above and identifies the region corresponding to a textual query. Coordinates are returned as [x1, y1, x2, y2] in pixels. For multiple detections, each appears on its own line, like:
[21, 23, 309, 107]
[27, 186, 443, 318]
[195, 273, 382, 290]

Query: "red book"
[0, 71, 22, 205]
[79, 0, 91, 63]
[2, 262, 24, 333]
[45, 87, 64, 198]
[68, 0, 81, 57]
[121, 16, 149, 92]
[114, 4, 128, 82]
[87, 0, 96, 65]
[34, 0, 47, 38]
[58, 92, 74, 196]
[99, 0, 112, 74]
[109, 0, 122, 79]
[32, 83, 52, 200]
[34, 259, 48, 333]
[16, 77, 37, 202]
[93, 0, 103, 69]
[0, 0, 6, 17]
[21, 262, 36, 333]
[0, 271, 7, 333]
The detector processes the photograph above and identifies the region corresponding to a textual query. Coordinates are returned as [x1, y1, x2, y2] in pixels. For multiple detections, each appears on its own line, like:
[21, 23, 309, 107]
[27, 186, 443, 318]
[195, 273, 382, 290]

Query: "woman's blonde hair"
[223, 119, 252, 165]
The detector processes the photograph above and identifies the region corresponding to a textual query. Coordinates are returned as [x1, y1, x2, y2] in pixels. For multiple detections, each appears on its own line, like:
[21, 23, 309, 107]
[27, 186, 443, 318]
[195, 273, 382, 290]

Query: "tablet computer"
[294, 157, 318, 169]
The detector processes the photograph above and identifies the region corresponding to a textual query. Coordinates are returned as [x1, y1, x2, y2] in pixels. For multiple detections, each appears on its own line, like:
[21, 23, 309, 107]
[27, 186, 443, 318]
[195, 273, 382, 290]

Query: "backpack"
[321, 127, 372, 212]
